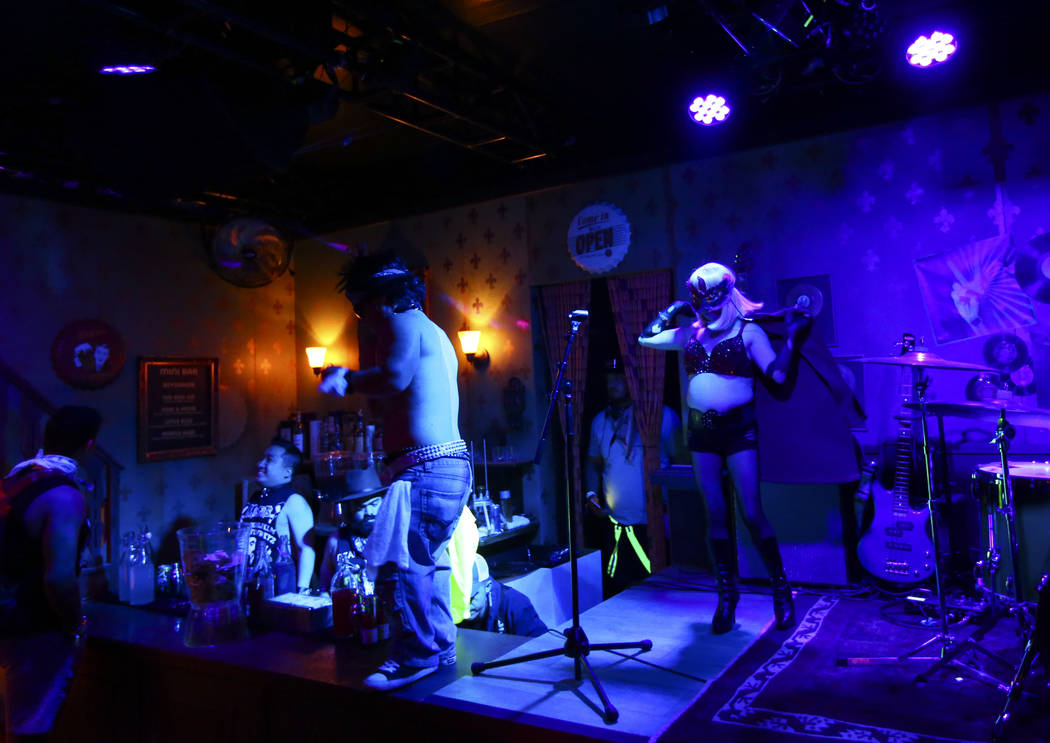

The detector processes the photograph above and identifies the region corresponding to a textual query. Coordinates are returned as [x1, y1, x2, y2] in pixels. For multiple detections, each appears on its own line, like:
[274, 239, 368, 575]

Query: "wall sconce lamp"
[457, 330, 490, 369]
[305, 346, 328, 375]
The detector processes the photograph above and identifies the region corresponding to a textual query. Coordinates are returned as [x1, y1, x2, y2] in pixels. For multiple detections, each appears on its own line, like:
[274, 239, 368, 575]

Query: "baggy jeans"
[376, 455, 472, 669]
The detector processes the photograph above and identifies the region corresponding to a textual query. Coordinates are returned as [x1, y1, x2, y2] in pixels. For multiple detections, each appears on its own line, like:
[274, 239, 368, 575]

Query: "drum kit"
[857, 347, 1050, 735]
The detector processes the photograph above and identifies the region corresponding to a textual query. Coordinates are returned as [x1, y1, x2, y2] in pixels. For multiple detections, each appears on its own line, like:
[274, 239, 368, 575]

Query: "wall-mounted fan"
[207, 217, 291, 288]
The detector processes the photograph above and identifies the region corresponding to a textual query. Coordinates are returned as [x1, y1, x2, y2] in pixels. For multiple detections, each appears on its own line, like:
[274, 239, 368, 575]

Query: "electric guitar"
[857, 333, 936, 585]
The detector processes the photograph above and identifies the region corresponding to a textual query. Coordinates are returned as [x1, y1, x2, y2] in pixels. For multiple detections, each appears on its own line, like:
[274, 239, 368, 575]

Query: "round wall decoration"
[51, 319, 126, 390]
[567, 202, 631, 274]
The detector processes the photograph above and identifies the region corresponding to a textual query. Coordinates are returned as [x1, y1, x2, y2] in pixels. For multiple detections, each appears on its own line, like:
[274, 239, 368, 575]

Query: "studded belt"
[383, 439, 469, 481]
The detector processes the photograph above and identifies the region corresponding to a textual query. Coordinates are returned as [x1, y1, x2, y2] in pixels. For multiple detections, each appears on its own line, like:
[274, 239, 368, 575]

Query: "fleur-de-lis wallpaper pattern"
[305, 91, 1050, 544]
[3, 90, 1049, 555]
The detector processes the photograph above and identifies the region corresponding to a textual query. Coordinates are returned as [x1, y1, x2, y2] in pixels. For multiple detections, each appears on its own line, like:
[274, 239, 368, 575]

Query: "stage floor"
[431, 567, 772, 740]
[410, 568, 1049, 743]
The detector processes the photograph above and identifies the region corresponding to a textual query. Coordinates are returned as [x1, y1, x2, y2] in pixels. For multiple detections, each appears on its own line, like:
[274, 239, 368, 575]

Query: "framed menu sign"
[138, 357, 218, 462]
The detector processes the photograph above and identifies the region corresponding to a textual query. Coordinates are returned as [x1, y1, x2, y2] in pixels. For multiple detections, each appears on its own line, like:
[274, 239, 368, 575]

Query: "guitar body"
[857, 476, 935, 584]
[857, 332, 936, 585]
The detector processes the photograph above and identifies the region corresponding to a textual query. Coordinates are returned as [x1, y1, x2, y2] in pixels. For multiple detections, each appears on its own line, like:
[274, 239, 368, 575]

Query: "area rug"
[706, 595, 1050, 743]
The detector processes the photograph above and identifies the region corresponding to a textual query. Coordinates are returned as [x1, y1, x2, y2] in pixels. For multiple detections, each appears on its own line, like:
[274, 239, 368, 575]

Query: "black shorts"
[687, 403, 757, 456]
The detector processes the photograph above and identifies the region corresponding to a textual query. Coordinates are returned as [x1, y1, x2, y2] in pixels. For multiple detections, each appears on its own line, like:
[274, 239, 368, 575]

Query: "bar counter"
[53, 601, 596, 743]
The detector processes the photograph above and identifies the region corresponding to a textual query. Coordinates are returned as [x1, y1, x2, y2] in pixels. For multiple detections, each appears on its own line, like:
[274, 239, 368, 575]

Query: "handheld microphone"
[569, 309, 589, 321]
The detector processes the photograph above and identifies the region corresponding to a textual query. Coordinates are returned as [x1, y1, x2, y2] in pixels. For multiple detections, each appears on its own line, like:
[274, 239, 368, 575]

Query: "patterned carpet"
[661, 592, 1050, 743]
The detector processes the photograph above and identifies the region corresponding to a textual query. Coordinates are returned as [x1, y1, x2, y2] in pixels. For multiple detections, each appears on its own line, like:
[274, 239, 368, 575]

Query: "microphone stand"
[470, 310, 653, 724]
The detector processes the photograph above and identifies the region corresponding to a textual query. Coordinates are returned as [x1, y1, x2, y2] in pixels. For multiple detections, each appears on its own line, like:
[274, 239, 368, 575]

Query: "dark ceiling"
[1, 1, 1046, 236]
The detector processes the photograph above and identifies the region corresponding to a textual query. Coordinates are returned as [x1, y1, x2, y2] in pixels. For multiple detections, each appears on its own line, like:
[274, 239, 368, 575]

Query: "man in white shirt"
[585, 360, 680, 596]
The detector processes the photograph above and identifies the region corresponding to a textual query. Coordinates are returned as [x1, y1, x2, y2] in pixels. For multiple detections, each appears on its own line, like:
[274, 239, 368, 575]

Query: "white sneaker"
[363, 660, 437, 691]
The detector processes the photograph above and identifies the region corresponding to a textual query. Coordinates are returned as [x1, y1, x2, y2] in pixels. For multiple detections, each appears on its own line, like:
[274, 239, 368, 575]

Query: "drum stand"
[910, 409, 1028, 689]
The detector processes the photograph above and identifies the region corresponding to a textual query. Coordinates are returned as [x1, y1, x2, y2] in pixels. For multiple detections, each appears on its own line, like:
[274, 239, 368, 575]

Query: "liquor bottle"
[117, 531, 134, 602]
[291, 411, 305, 455]
[319, 418, 331, 454]
[352, 410, 365, 457]
[330, 412, 343, 452]
[128, 528, 155, 606]
[330, 553, 361, 639]
[274, 534, 296, 595]
[373, 423, 384, 462]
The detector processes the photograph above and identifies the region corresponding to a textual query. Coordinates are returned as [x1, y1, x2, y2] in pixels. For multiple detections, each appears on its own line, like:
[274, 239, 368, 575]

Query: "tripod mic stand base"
[470, 625, 653, 724]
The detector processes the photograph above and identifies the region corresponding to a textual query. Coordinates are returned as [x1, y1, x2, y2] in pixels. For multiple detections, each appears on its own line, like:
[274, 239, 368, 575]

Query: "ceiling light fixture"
[688, 94, 731, 126]
[99, 65, 156, 75]
[906, 31, 957, 68]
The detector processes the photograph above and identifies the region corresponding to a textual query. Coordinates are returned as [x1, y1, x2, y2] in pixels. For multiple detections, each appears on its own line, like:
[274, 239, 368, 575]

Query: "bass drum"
[972, 462, 1050, 603]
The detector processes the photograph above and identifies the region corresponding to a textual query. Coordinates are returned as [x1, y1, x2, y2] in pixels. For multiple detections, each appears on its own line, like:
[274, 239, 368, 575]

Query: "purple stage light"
[99, 65, 156, 75]
[906, 31, 957, 68]
[688, 94, 731, 126]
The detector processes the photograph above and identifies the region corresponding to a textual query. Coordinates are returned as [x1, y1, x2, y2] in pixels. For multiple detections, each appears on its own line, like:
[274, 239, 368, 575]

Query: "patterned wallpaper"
[4, 88, 1046, 560]
[304, 91, 1050, 539]
[0, 193, 297, 560]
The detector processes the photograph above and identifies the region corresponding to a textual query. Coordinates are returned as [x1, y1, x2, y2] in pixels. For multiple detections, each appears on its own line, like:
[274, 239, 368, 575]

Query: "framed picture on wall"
[138, 357, 219, 462]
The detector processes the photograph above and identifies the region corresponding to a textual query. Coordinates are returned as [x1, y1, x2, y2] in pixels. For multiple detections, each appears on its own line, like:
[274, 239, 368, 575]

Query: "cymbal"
[904, 400, 1050, 429]
[858, 352, 995, 372]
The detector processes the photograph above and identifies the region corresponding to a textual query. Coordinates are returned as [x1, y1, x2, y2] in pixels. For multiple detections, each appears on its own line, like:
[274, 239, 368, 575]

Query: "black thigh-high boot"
[709, 538, 739, 634]
[758, 536, 795, 630]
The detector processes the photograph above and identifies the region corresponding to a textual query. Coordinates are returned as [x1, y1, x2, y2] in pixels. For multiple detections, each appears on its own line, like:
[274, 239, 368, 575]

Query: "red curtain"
[538, 281, 592, 547]
[607, 270, 673, 573]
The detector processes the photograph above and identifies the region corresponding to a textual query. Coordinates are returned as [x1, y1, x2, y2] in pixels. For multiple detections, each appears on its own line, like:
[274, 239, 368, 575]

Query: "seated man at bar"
[240, 438, 315, 593]
[319, 494, 382, 594]
[458, 555, 547, 638]
[0, 405, 101, 740]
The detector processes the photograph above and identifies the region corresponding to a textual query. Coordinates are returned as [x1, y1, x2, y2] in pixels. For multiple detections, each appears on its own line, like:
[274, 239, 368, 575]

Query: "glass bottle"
[330, 553, 362, 639]
[319, 417, 331, 454]
[352, 410, 365, 464]
[373, 424, 384, 462]
[118, 531, 134, 602]
[330, 412, 343, 452]
[292, 411, 305, 455]
[128, 528, 155, 606]
[274, 534, 296, 596]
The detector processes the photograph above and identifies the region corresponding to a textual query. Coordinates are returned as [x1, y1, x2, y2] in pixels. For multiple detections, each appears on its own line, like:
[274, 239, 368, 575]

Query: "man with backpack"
[1, 405, 101, 740]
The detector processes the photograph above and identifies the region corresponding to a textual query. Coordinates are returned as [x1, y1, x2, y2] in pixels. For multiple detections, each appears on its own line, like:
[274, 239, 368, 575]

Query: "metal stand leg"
[470, 312, 652, 725]
[992, 638, 1039, 741]
[912, 410, 1032, 691]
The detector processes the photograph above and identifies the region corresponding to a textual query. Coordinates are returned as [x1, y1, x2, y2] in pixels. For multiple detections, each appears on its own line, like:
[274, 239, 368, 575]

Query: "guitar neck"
[890, 370, 920, 514]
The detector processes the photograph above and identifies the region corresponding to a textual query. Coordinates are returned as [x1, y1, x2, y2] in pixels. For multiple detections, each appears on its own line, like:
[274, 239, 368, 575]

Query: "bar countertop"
[81, 600, 529, 700]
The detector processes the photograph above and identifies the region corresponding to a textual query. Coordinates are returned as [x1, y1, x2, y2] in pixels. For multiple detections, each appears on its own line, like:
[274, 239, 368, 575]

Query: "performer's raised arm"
[638, 300, 695, 349]
[743, 308, 810, 384]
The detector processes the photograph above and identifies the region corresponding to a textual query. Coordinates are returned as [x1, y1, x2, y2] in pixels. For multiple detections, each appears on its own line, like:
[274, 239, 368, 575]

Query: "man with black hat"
[585, 360, 680, 596]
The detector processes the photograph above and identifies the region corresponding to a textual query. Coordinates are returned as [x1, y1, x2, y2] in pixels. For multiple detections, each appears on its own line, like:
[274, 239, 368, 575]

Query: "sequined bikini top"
[683, 330, 754, 377]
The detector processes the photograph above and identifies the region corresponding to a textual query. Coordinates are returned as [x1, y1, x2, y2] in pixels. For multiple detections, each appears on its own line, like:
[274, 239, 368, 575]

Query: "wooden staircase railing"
[0, 355, 123, 563]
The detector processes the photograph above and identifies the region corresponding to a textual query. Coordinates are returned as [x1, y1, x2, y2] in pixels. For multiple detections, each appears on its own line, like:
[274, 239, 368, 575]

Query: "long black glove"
[640, 300, 695, 338]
